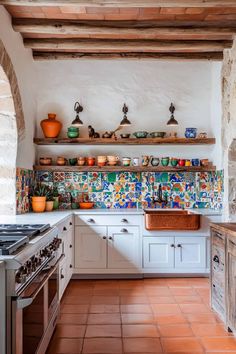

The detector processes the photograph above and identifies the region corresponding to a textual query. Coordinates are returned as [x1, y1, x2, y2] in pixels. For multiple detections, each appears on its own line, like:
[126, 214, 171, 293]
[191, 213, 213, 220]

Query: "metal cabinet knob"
[70, 264, 73, 268]
[63, 226, 67, 231]
[69, 245, 72, 248]
[109, 237, 113, 240]
[61, 273, 65, 279]
[70, 222, 73, 226]
[121, 219, 128, 223]
[103, 236, 107, 240]
[170, 244, 175, 248]
[87, 218, 95, 223]
[121, 228, 128, 233]
[177, 244, 182, 248]
[213, 255, 220, 263]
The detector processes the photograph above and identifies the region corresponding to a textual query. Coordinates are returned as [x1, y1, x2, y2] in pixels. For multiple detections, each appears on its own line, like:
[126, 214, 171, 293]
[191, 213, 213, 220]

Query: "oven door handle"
[16, 254, 65, 309]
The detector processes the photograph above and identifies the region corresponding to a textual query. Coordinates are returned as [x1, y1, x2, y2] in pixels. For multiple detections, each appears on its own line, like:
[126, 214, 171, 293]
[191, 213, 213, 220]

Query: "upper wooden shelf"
[34, 137, 215, 146]
[34, 165, 216, 173]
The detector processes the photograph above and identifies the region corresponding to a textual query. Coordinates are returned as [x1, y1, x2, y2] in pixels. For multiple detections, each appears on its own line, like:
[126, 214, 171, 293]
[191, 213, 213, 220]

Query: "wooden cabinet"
[143, 237, 174, 269]
[175, 236, 206, 269]
[74, 226, 107, 269]
[227, 236, 236, 333]
[107, 226, 140, 269]
[143, 236, 206, 271]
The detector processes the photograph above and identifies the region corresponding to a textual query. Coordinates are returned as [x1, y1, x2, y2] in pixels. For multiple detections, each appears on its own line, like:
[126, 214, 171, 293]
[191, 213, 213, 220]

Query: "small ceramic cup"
[77, 157, 86, 166]
[122, 157, 131, 166]
[178, 159, 186, 167]
[133, 157, 139, 167]
[107, 155, 119, 166]
[150, 157, 160, 167]
[57, 157, 67, 166]
[170, 158, 178, 167]
[69, 158, 77, 166]
[161, 157, 169, 167]
[87, 157, 95, 166]
[142, 156, 150, 166]
[200, 159, 209, 167]
[97, 155, 107, 166]
[185, 159, 191, 167]
[192, 158, 200, 167]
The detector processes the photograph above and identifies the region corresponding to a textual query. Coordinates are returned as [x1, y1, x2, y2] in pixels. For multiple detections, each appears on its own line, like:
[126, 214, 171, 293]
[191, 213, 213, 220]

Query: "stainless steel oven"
[12, 253, 64, 354]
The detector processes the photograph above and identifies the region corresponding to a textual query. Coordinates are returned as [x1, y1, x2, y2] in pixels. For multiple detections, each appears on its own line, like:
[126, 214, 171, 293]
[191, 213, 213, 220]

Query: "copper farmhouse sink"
[145, 210, 200, 231]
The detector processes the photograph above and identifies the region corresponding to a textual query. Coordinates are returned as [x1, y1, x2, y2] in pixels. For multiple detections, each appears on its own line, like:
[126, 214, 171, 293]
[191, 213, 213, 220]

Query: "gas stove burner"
[0, 224, 50, 233]
[0, 235, 29, 255]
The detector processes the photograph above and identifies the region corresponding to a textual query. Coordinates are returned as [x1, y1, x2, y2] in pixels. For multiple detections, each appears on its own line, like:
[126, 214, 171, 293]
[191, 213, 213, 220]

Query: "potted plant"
[45, 188, 54, 212]
[52, 186, 59, 210]
[31, 184, 49, 213]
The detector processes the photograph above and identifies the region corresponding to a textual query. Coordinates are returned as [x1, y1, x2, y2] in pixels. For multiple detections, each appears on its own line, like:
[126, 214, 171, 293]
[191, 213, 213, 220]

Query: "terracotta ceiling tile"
[76, 13, 105, 20]
[206, 14, 236, 21]
[10, 12, 33, 18]
[160, 7, 186, 15]
[104, 13, 139, 20]
[139, 7, 161, 15]
[138, 13, 175, 20]
[41, 6, 61, 15]
[175, 14, 207, 21]
[119, 7, 140, 15]
[32, 13, 46, 19]
[185, 7, 206, 14]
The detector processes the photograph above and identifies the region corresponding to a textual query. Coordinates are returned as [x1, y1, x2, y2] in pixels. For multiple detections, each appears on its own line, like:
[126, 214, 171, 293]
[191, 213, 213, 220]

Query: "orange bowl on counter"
[79, 202, 94, 209]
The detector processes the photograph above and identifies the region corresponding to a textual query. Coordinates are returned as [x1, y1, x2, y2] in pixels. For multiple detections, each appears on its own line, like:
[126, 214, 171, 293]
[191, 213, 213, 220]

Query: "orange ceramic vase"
[40, 113, 62, 138]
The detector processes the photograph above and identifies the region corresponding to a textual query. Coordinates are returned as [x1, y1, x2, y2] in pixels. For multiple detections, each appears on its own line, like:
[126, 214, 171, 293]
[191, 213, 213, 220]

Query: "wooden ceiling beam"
[12, 19, 236, 40]
[33, 51, 224, 61]
[2, 0, 236, 7]
[24, 38, 232, 52]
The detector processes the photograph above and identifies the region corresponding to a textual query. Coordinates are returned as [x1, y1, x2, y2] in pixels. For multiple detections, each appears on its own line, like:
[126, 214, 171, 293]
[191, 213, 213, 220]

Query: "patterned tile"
[16, 168, 34, 214]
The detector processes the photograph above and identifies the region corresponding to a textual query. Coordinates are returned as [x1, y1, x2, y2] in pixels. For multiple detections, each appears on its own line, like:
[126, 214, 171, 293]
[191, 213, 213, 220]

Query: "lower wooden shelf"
[34, 165, 216, 172]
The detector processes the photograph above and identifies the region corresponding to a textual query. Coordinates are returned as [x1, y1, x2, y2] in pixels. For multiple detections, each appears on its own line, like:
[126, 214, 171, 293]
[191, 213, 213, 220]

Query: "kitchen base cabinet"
[75, 226, 107, 269]
[143, 236, 207, 273]
[227, 237, 236, 333]
[143, 237, 174, 269]
[175, 236, 206, 269]
[108, 226, 141, 269]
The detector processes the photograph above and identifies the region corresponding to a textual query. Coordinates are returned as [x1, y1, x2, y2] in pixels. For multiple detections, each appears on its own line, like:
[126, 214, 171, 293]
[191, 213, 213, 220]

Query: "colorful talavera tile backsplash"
[34, 170, 224, 210]
[16, 168, 34, 214]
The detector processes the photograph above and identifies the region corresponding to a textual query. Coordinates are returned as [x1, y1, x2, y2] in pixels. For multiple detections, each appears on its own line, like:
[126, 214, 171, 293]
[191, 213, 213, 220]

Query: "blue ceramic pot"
[192, 158, 200, 166]
[185, 128, 197, 139]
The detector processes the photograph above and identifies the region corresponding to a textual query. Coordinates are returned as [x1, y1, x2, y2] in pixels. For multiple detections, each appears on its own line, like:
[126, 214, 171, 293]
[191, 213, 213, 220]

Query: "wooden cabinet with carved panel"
[227, 235, 236, 333]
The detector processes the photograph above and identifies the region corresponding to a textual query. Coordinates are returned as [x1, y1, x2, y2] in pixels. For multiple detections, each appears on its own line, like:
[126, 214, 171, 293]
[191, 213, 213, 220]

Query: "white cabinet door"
[107, 226, 140, 269]
[65, 227, 74, 284]
[75, 226, 107, 269]
[175, 236, 206, 269]
[143, 237, 175, 269]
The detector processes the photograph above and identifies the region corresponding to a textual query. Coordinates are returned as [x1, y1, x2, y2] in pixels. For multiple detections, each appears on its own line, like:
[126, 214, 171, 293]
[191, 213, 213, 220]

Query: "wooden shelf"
[34, 137, 215, 146]
[34, 165, 216, 173]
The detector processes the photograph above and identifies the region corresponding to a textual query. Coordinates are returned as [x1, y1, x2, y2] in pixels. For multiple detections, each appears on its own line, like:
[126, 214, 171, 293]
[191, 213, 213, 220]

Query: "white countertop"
[0, 208, 223, 227]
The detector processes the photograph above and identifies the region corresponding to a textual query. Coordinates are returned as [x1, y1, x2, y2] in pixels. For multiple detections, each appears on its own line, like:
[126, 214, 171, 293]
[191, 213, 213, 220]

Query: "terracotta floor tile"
[93, 289, 119, 296]
[89, 304, 120, 313]
[91, 296, 119, 305]
[94, 280, 119, 289]
[123, 338, 162, 353]
[47, 338, 83, 354]
[201, 337, 236, 351]
[196, 288, 210, 298]
[185, 313, 220, 324]
[120, 296, 148, 304]
[155, 314, 188, 325]
[119, 288, 146, 296]
[63, 295, 92, 305]
[169, 288, 197, 296]
[65, 288, 92, 296]
[87, 313, 121, 325]
[151, 304, 181, 315]
[158, 324, 194, 337]
[122, 324, 160, 337]
[55, 324, 86, 338]
[174, 296, 203, 304]
[118, 280, 144, 289]
[167, 279, 192, 287]
[148, 296, 176, 304]
[61, 304, 89, 314]
[191, 323, 231, 337]
[161, 337, 204, 352]
[83, 338, 122, 353]
[58, 314, 87, 325]
[85, 324, 121, 337]
[145, 287, 172, 296]
[179, 303, 211, 314]
[121, 313, 155, 324]
[121, 304, 152, 313]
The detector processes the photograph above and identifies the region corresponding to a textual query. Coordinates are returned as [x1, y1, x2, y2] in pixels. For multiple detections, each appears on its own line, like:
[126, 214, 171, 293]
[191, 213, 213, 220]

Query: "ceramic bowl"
[185, 128, 197, 139]
[150, 132, 166, 138]
[39, 157, 52, 166]
[150, 157, 160, 166]
[79, 202, 94, 209]
[133, 131, 148, 138]
[120, 134, 130, 139]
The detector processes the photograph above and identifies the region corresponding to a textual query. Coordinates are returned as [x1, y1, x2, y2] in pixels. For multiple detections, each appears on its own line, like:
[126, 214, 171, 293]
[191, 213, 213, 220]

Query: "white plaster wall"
[36, 60, 222, 165]
[0, 6, 36, 169]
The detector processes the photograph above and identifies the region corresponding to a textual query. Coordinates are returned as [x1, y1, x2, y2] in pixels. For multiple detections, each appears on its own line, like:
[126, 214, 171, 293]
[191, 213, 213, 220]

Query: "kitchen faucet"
[152, 184, 168, 206]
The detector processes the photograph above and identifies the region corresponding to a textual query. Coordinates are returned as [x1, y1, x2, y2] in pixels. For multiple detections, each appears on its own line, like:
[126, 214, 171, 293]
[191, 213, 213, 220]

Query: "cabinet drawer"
[57, 216, 74, 235]
[75, 214, 141, 226]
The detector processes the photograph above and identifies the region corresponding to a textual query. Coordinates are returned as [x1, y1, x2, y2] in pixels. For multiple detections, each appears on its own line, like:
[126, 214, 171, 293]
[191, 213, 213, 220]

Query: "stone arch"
[0, 40, 25, 214]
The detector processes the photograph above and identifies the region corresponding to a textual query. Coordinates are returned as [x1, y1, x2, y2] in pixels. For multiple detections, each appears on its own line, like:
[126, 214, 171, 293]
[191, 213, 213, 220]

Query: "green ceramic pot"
[67, 127, 79, 138]
[170, 158, 178, 167]
[133, 131, 148, 138]
[53, 197, 59, 210]
[69, 158, 77, 166]
[161, 157, 169, 166]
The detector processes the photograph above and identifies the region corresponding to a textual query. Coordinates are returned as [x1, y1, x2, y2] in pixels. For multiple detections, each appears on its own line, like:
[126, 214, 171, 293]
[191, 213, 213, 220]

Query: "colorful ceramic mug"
[122, 157, 131, 166]
[192, 159, 200, 166]
[161, 157, 169, 167]
[142, 156, 150, 166]
[185, 159, 191, 167]
[133, 157, 139, 166]
[87, 157, 95, 166]
[178, 159, 186, 167]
